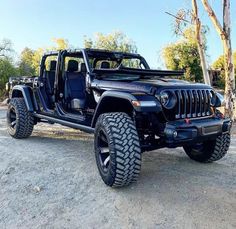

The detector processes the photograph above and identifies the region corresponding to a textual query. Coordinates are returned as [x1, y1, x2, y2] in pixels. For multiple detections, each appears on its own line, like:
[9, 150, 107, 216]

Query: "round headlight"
[160, 91, 169, 106]
[160, 90, 177, 109]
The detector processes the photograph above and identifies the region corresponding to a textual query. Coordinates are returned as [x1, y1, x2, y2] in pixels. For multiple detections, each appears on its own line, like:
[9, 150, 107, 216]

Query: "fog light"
[173, 131, 178, 138]
[165, 129, 178, 138]
[222, 122, 231, 132]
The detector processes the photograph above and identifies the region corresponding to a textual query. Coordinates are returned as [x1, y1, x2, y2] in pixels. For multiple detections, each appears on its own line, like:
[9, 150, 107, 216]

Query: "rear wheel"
[94, 112, 141, 187]
[183, 133, 230, 163]
[7, 98, 34, 139]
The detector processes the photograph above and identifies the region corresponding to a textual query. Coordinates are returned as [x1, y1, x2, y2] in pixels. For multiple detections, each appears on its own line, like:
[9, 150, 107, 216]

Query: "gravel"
[0, 106, 235, 229]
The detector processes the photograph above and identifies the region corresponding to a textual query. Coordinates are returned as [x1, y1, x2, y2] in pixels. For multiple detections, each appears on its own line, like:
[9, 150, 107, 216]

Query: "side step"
[33, 113, 94, 133]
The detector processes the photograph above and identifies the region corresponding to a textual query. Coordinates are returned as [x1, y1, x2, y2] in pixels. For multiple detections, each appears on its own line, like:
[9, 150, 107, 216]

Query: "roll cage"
[39, 49, 153, 102]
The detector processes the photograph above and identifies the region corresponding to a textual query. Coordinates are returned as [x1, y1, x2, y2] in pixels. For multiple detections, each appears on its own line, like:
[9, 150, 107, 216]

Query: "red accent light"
[184, 118, 191, 124]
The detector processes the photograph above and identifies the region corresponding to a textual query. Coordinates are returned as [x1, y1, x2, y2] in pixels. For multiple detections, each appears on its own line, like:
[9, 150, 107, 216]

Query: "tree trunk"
[201, 0, 235, 119]
[223, 0, 235, 118]
[192, 0, 211, 85]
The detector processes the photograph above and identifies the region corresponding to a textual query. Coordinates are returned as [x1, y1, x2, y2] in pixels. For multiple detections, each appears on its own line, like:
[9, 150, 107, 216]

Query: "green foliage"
[18, 48, 36, 76]
[0, 39, 17, 98]
[212, 51, 236, 71]
[84, 31, 137, 53]
[211, 51, 236, 89]
[51, 38, 69, 50]
[16, 38, 70, 77]
[0, 38, 70, 99]
[162, 28, 203, 82]
[31, 48, 44, 75]
[212, 55, 224, 70]
[0, 57, 17, 97]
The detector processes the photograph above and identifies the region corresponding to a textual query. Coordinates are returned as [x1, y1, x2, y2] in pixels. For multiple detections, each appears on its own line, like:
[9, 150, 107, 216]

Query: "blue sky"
[0, 0, 235, 68]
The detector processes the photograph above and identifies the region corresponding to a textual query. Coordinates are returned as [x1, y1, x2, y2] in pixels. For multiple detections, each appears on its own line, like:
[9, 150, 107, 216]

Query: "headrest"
[49, 60, 57, 71]
[100, 61, 110, 69]
[79, 63, 86, 73]
[67, 60, 78, 72]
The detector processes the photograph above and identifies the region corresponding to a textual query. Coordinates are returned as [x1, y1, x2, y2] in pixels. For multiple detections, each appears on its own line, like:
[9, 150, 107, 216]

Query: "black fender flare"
[91, 91, 162, 127]
[11, 85, 35, 112]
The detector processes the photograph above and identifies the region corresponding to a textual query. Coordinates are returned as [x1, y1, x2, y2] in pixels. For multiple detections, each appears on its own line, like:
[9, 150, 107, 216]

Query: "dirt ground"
[0, 106, 235, 229]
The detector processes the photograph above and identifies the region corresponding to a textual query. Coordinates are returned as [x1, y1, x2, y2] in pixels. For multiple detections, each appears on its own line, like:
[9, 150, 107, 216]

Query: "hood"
[92, 78, 212, 95]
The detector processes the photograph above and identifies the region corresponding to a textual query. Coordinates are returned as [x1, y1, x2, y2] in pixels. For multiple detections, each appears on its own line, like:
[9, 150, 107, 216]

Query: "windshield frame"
[84, 49, 150, 72]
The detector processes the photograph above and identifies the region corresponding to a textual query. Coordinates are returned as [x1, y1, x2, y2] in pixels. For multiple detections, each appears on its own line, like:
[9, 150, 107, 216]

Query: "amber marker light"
[131, 101, 157, 107]
[131, 100, 141, 107]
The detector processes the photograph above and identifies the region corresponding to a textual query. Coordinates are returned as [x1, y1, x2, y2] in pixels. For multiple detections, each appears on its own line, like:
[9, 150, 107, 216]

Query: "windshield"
[86, 50, 149, 70]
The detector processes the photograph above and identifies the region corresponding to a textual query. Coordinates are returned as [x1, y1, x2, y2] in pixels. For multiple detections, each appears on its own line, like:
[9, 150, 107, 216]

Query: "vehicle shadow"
[12, 128, 236, 198]
[125, 148, 236, 194]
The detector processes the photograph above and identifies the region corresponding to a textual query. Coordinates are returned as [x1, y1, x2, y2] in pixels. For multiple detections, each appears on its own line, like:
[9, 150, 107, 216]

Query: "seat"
[79, 62, 87, 75]
[45, 60, 57, 95]
[64, 60, 86, 110]
[99, 61, 110, 69]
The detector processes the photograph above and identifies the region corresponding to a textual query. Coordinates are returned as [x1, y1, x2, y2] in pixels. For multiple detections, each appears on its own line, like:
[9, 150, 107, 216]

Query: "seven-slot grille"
[174, 89, 213, 119]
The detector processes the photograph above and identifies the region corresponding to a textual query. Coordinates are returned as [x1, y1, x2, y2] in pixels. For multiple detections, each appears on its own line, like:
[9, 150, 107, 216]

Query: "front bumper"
[164, 117, 231, 147]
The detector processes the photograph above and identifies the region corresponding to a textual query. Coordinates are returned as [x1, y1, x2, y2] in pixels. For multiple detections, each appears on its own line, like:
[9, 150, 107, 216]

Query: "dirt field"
[0, 106, 235, 229]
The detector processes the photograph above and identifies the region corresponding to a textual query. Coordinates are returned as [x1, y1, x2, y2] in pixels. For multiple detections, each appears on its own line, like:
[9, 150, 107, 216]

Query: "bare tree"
[201, 0, 235, 119]
[192, 0, 210, 85]
[0, 39, 13, 57]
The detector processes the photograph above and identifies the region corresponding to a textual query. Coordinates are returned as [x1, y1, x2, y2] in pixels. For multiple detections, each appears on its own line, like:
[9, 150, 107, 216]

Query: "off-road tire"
[94, 112, 141, 187]
[7, 98, 34, 139]
[183, 133, 230, 163]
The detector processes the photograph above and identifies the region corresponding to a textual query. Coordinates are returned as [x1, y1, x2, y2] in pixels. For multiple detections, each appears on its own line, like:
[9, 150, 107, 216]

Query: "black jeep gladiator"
[6, 49, 231, 187]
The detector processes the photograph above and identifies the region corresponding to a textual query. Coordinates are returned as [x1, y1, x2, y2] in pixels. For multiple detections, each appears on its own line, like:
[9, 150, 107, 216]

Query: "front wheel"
[183, 133, 231, 163]
[94, 112, 142, 187]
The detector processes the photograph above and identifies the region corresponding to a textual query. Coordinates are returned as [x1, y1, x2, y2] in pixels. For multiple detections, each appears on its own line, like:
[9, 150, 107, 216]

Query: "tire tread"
[7, 98, 34, 139]
[95, 112, 141, 187]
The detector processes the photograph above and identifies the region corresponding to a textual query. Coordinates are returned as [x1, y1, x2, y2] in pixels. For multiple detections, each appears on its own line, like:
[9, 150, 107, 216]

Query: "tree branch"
[165, 11, 191, 24]
[201, 0, 226, 39]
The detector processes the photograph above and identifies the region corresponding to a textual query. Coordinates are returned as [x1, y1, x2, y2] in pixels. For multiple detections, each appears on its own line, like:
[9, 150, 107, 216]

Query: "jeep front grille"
[174, 89, 213, 119]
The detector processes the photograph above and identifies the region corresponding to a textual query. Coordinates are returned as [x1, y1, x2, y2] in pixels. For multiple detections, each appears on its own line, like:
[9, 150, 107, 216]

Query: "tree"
[192, 0, 210, 85]
[212, 51, 236, 89]
[0, 58, 17, 97]
[0, 39, 13, 57]
[51, 38, 69, 50]
[201, 0, 235, 119]
[83, 31, 137, 53]
[162, 28, 203, 82]
[30, 38, 70, 75]
[166, 5, 210, 85]
[0, 39, 17, 98]
[18, 48, 36, 76]
[31, 48, 44, 75]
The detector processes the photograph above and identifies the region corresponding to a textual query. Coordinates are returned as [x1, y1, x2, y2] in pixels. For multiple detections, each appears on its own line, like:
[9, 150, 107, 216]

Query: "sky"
[0, 0, 235, 68]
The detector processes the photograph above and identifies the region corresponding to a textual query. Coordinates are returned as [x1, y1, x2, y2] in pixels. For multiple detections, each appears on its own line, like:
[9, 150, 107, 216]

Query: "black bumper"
[164, 117, 231, 147]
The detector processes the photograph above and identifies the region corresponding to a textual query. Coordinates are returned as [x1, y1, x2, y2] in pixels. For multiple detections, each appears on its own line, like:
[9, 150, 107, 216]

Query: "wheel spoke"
[104, 155, 110, 167]
[100, 147, 109, 154]
[11, 120, 16, 127]
[98, 129, 110, 171]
